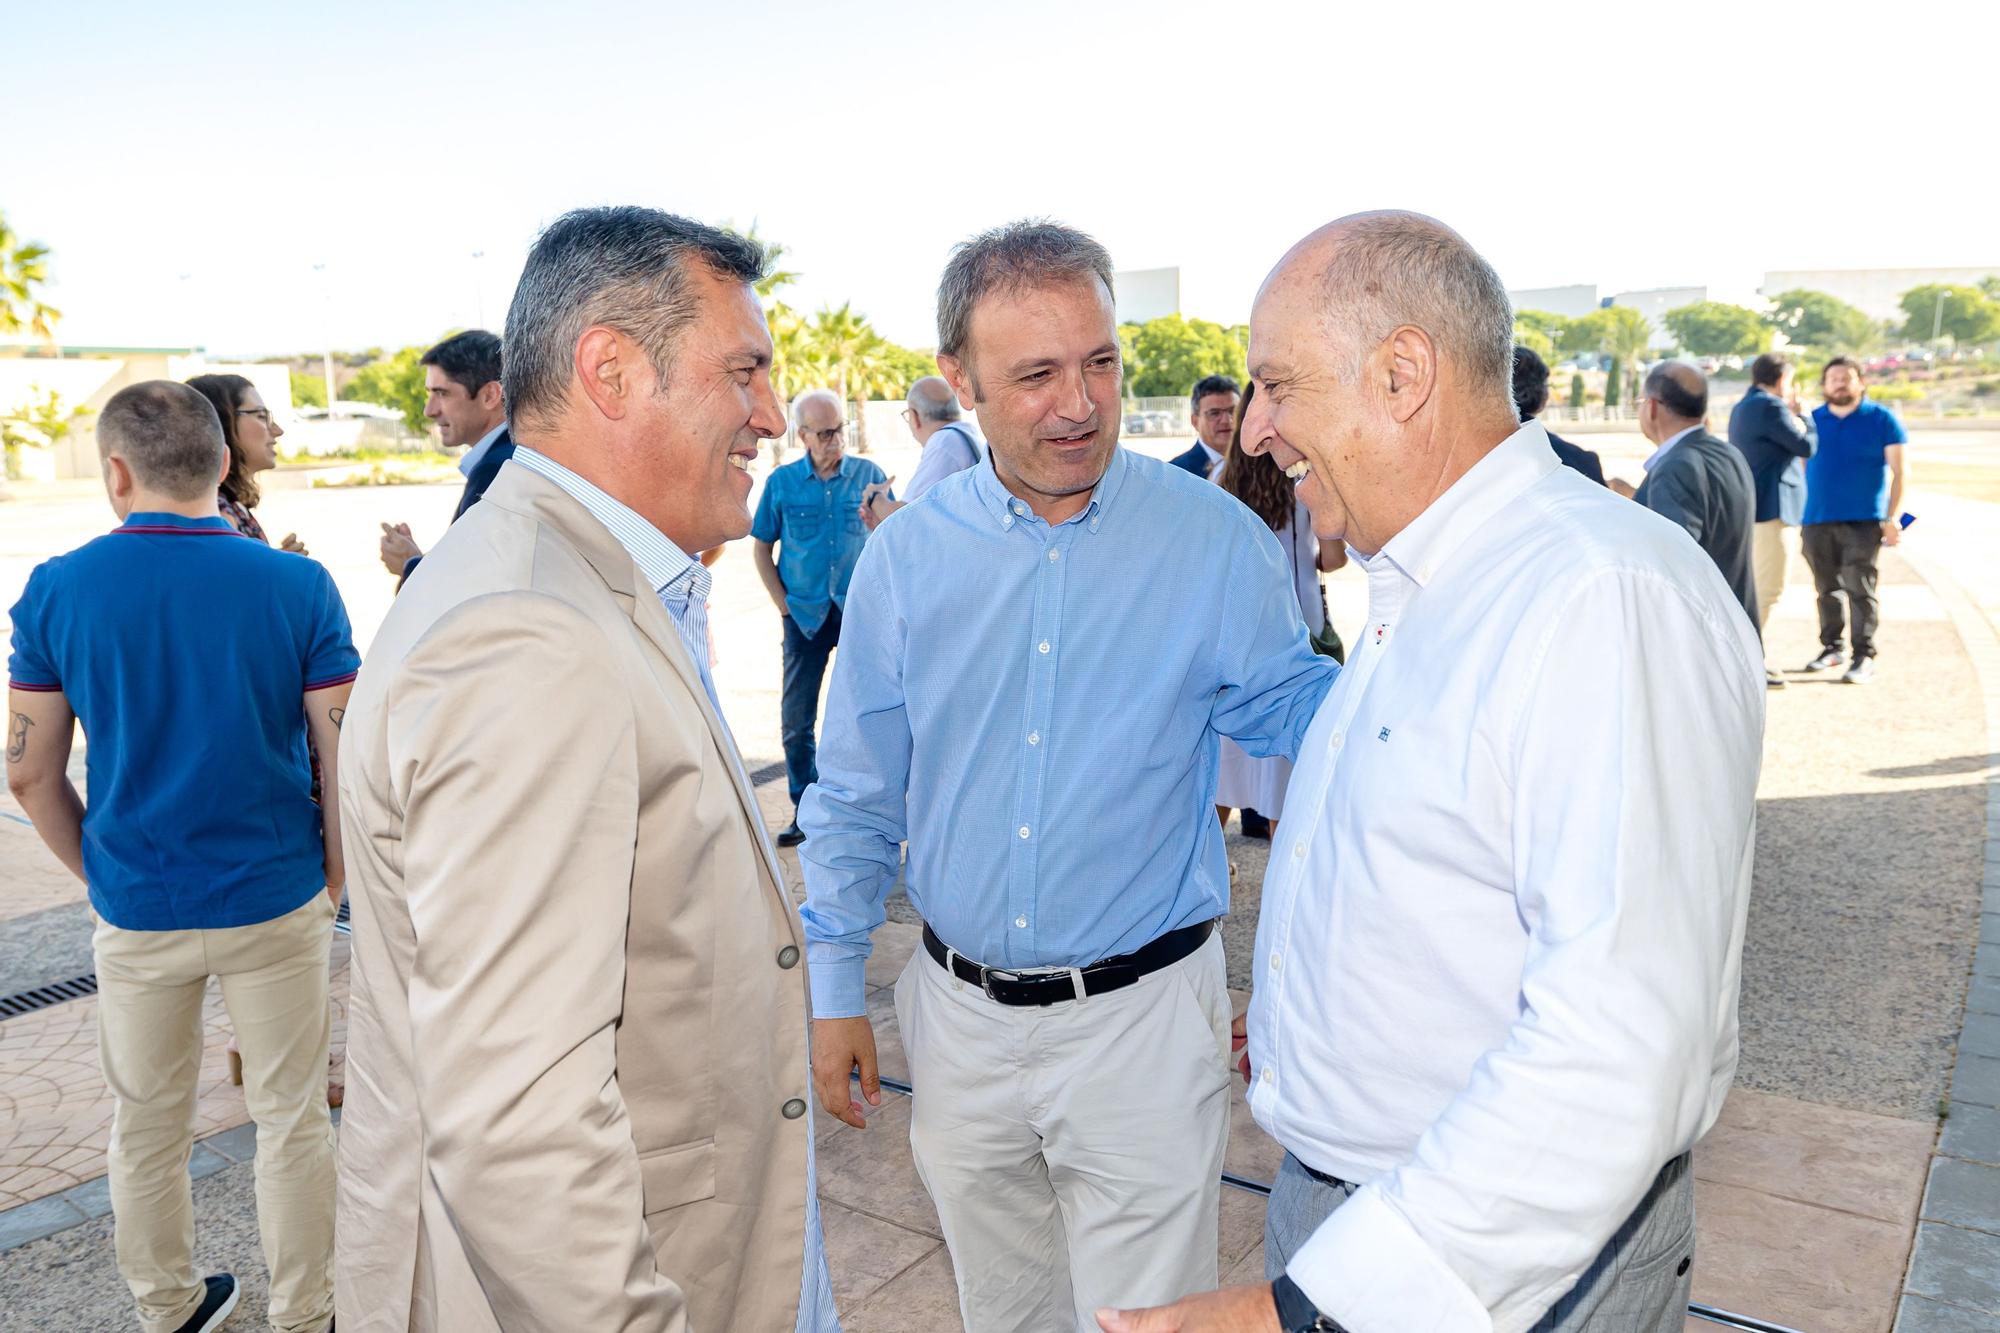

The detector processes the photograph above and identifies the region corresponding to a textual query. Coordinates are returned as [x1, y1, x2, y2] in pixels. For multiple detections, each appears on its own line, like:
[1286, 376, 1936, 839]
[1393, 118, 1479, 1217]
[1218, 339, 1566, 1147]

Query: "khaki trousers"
[895, 931, 1232, 1332]
[1752, 520, 1790, 631]
[94, 892, 338, 1333]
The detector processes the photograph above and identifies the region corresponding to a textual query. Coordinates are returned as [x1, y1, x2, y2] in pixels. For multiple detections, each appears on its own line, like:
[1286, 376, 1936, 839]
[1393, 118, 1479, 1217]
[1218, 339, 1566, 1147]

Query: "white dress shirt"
[457, 421, 508, 478]
[1247, 421, 1764, 1332]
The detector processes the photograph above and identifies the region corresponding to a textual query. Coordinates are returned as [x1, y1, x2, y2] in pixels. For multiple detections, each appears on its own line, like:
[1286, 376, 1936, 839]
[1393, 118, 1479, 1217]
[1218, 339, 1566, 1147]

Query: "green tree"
[0, 211, 61, 342]
[809, 303, 900, 449]
[1981, 275, 2000, 302]
[291, 372, 327, 409]
[1, 387, 90, 479]
[1762, 288, 1881, 355]
[1121, 315, 1247, 398]
[1563, 307, 1653, 403]
[879, 342, 938, 394]
[1899, 284, 2000, 345]
[1569, 372, 1586, 409]
[1663, 302, 1771, 358]
[723, 222, 801, 301]
[344, 345, 429, 433]
[1513, 309, 1569, 363]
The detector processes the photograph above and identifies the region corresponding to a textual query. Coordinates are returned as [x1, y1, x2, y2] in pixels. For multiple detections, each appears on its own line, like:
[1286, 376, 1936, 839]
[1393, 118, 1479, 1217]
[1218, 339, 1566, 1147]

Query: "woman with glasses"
[185, 373, 306, 555]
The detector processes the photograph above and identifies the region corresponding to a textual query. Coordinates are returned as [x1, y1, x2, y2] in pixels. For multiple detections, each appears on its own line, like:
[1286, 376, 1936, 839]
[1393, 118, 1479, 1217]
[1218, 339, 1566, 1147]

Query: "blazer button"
[782, 1098, 807, 1120]
[777, 945, 801, 969]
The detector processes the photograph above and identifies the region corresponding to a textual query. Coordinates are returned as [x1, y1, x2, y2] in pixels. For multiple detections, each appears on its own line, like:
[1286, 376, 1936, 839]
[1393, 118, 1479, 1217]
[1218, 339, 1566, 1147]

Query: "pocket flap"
[637, 1138, 717, 1215]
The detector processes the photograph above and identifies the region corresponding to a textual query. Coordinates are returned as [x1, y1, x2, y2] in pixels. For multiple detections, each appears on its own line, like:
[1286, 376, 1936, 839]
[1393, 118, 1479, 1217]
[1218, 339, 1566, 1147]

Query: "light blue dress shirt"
[509, 447, 840, 1333]
[798, 447, 1338, 1018]
[751, 453, 889, 634]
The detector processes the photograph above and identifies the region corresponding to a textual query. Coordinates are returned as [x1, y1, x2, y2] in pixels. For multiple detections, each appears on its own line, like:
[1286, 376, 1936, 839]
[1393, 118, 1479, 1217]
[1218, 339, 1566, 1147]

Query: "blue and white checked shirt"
[512, 447, 840, 1333]
[798, 447, 1338, 1018]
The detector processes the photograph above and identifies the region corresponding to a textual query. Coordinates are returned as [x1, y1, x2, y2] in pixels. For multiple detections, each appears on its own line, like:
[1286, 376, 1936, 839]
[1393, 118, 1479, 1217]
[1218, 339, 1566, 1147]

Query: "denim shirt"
[751, 454, 889, 633]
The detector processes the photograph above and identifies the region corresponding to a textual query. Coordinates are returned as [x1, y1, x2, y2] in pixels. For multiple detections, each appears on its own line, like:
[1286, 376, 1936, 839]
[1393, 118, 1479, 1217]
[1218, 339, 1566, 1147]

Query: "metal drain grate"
[749, 760, 788, 788]
[0, 973, 98, 1020]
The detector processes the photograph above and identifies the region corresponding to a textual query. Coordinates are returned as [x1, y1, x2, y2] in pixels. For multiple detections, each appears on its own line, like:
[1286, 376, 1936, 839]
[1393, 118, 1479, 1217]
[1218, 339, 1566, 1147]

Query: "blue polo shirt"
[751, 454, 889, 634]
[1804, 399, 1907, 525]
[7, 513, 360, 931]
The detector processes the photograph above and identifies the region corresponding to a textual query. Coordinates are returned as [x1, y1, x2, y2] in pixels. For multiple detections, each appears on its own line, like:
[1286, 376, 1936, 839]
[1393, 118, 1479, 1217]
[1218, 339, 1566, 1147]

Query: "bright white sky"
[6, 0, 1993, 358]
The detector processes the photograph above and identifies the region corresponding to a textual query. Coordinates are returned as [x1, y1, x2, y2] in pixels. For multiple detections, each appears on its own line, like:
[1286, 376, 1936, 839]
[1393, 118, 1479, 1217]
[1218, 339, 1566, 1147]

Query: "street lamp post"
[314, 262, 339, 419]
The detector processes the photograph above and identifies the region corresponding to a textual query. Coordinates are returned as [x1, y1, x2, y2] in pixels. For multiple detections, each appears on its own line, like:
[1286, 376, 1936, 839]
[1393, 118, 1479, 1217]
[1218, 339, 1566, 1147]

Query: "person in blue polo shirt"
[1801, 356, 1908, 684]
[6, 381, 356, 1333]
[752, 387, 890, 846]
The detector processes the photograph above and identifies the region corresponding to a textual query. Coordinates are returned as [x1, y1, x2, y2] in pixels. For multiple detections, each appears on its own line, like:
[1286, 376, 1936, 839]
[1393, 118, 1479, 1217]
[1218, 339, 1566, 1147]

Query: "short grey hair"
[936, 219, 1115, 362]
[906, 375, 960, 423]
[791, 387, 843, 429]
[97, 380, 225, 501]
[504, 206, 769, 427]
[1317, 212, 1514, 402]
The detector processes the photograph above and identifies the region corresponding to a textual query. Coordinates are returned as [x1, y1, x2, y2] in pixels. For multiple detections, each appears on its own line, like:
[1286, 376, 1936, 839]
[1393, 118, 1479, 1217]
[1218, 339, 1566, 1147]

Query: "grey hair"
[1317, 212, 1515, 403]
[791, 387, 843, 430]
[504, 206, 769, 427]
[97, 380, 226, 501]
[906, 375, 960, 423]
[936, 219, 1115, 362]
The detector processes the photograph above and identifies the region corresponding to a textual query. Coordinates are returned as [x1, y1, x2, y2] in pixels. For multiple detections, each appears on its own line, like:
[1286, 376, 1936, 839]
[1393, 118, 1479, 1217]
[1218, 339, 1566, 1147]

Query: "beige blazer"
[334, 463, 810, 1332]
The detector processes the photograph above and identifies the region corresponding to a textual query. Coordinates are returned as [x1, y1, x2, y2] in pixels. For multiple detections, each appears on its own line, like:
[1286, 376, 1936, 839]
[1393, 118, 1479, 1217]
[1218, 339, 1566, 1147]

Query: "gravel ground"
[0, 902, 97, 1000]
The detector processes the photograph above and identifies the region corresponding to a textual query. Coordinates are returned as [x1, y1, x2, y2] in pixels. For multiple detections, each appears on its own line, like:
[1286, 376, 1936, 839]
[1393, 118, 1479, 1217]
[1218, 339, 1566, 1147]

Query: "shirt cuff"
[807, 950, 870, 1020]
[1287, 1185, 1490, 1333]
[7, 679, 62, 693]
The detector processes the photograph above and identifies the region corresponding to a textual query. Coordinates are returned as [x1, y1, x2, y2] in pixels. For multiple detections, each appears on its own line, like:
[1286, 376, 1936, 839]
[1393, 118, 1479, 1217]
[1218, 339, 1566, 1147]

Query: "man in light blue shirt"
[801, 221, 1335, 1331]
[859, 375, 986, 529]
[753, 387, 890, 845]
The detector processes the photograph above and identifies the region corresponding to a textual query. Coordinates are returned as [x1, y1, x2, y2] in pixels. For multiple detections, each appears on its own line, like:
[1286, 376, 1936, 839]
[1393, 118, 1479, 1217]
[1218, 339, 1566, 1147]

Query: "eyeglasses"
[802, 426, 845, 445]
[235, 407, 274, 426]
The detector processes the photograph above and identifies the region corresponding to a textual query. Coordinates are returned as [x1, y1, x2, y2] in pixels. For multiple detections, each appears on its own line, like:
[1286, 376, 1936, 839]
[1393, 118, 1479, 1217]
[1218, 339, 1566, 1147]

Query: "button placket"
[1005, 520, 1069, 968]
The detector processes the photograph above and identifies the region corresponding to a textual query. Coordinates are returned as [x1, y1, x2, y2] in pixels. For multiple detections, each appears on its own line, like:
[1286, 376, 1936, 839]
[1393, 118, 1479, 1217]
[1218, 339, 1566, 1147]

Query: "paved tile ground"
[3, 441, 1997, 1329]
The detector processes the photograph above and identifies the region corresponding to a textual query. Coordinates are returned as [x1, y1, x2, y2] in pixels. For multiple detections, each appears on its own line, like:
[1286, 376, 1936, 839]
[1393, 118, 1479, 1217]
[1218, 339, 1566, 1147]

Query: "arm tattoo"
[329, 707, 345, 730]
[6, 712, 30, 764]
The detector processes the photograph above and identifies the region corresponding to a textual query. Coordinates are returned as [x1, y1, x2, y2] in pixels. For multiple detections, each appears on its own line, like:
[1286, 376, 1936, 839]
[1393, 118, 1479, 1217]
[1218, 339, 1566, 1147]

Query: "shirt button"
[1260, 1066, 1275, 1085]
[1018, 826, 1031, 839]
[782, 1098, 807, 1119]
[1028, 731, 1040, 745]
[776, 945, 800, 969]
[1292, 841, 1306, 859]
[1038, 641, 1050, 654]
[1330, 731, 1344, 750]
[1015, 915, 1028, 928]
[1269, 951, 1282, 972]
[1048, 549, 1061, 562]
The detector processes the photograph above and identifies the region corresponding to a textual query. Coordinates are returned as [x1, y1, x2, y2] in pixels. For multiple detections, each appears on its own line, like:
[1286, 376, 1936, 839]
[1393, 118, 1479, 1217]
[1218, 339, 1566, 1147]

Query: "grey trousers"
[1264, 1152, 1694, 1331]
[1801, 520, 1883, 660]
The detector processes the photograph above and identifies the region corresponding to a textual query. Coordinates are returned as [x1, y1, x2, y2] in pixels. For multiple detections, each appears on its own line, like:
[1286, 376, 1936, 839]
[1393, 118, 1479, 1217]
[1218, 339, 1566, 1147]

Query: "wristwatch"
[1271, 1272, 1345, 1332]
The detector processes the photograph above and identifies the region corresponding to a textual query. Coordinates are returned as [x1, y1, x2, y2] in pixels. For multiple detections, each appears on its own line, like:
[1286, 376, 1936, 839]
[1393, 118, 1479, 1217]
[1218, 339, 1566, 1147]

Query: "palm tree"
[810, 303, 896, 450]
[0, 211, 61, 342]
[721, 221, 801, 300]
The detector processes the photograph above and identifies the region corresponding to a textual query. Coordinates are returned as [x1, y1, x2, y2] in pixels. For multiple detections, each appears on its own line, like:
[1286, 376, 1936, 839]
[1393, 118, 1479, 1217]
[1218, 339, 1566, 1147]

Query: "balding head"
[907, 375, 960, 424]
[1643, 359, 1709, 429]
[97, 381, 227, 501]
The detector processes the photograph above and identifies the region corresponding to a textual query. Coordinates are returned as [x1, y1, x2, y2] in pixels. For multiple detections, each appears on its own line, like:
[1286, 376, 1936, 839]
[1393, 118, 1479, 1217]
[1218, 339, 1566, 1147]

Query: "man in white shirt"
[1099, 213, 1763, 1333]
[857, 375, 983, 529]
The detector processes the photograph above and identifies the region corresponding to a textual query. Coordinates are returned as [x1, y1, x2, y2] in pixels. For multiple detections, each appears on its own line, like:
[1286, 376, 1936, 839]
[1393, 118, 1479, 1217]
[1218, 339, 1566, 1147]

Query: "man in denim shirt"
[753, 387, 890, 845]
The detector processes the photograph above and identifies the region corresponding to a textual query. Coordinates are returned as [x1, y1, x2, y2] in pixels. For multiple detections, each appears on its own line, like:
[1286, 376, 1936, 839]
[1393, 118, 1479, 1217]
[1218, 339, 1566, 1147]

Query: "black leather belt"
[921, 919, 1214, 1007]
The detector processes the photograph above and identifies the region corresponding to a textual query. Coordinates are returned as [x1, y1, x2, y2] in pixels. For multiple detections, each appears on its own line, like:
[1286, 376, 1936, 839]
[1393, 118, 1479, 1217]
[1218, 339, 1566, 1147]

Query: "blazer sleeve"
[1642, 456, 1708, 548]
[387, 592, 687, 1332]
[1756, 396, 1816, 460]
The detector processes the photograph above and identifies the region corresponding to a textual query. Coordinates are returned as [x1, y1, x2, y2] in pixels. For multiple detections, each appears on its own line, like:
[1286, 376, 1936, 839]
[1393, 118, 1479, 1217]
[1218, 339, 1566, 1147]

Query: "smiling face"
[937, 274, 1121, 522]
[636, 266, 786, 552]
[231, 386, 283, 473]
[424, 366, 504, 448]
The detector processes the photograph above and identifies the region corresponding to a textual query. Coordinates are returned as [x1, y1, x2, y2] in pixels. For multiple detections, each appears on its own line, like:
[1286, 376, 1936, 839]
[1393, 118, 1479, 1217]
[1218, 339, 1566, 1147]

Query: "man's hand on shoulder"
[812, 1015, 881, 1129]
[1096, 1284, 1283, 1332]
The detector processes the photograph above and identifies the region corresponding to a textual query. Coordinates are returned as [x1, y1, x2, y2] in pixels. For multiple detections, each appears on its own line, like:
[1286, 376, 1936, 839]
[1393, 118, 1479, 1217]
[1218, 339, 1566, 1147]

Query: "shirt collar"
[1374, 420, 1563, 588]
[120, 512, 235, 531]
[967, 445, 1128, 534]
[511, 446, 707, 603]
[1199, 441, 1222, 468]
[459, 422, 508, 477]
[1643, 424, 1701, 472]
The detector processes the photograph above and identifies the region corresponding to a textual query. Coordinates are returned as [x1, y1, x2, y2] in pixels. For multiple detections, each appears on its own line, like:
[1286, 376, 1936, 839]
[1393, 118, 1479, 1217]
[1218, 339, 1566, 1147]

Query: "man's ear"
[935, 353, 979, 411]
[1383, 325, 1437, 425]
[478, 378, 505, 414]
[571, 325, 637, 421]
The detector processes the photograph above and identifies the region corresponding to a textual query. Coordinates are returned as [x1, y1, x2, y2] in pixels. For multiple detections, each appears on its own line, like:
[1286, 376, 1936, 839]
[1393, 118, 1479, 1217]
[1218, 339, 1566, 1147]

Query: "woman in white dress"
[1212, 382, 1346, 836]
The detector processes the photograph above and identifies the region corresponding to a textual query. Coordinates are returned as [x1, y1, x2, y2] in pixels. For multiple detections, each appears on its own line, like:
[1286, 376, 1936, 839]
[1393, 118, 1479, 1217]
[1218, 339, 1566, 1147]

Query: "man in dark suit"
[1727, 352, 1815, 685]
[377, 329, 511, 581]
[1169, 374, 1239, 478]
[1511, 345, 1605, 484]
[1633, 360, 1758, 630]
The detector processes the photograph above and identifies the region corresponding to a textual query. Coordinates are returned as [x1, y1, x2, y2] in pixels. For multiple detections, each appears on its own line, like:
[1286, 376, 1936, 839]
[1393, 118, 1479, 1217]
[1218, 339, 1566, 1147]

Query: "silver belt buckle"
[979, 966, 1024, 1001]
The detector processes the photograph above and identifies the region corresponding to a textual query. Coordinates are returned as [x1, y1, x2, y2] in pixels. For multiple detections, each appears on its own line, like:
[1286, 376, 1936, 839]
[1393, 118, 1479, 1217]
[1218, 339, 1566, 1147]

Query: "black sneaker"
[170, 1274, 239, 1333]
[1803, 647, 1843, 673]
[776, 820, 807, 848]
[1842, 657, 1876, 684]
[1239, 809, 1272, 840]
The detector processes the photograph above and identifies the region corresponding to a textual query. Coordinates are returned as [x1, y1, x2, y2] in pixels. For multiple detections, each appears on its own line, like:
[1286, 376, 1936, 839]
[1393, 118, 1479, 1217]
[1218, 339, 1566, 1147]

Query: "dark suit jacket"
[1726, 387, 1815, 525]
[1633, 428, 1758, 630]
[1544, 428, 1606, 486]
[1168, 442, 1216, 477]
[401, 428, 515, 584]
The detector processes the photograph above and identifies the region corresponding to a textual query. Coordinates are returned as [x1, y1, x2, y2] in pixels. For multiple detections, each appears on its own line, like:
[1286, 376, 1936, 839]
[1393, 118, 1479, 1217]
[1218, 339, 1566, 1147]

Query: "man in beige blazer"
[335, 207, 837, 1332]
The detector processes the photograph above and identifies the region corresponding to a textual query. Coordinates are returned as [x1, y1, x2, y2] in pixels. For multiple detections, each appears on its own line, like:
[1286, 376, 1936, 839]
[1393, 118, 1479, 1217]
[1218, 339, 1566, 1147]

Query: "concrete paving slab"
[819, 1198, 943, 1315]
[1966, 1014, 2000, 1060]
[1906, 1221, 2000, 1316]
[1941, 1104, 2000, 1165]
[1691, 1177, 1914, 1333]
[1694, 1086, 1936, 1227]
[1956, 1056, 2000, 1110]
[841, 1244, 964, 1333]
[1896, 1293, 2000, 1333]
[0, 1190, 84, 1250]
[1922, 1156, 2000, 1234]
